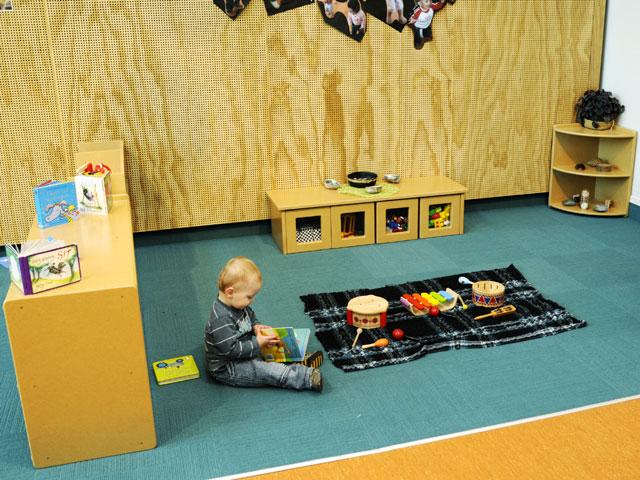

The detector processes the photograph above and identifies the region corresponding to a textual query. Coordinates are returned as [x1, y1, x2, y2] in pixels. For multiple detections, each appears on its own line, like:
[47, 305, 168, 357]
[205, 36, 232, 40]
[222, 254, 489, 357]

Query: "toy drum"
[471, 280, 505, 308]
[347, 295, 388, 329]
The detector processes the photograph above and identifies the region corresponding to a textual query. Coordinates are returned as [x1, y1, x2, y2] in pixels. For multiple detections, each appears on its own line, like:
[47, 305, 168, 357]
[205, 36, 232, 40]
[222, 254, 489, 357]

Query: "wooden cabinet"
[549, 124, 637, 216]
[267, 176, 467, 254]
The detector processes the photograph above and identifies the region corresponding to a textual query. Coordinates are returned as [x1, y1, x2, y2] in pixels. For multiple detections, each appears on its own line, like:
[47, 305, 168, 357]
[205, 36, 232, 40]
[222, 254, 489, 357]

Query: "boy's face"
[222, 276, 262, 309]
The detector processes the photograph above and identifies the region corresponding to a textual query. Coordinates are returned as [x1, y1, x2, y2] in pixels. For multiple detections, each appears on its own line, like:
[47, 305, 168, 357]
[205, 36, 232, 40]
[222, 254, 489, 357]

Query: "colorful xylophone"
[400, 288, 465, 315]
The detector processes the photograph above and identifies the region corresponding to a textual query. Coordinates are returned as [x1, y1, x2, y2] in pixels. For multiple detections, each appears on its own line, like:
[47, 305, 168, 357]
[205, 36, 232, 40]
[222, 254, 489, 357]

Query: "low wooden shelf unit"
[2, 141, 156, 468]
[267, 176, 467, 254]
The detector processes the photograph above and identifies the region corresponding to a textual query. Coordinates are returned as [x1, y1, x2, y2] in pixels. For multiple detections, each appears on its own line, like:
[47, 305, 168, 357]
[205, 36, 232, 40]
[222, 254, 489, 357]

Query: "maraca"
[361, 338, 389, 349]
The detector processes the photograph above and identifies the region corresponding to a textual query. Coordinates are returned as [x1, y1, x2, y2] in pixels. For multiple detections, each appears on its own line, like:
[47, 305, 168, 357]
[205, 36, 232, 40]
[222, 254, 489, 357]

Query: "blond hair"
[217, 257, 262, 292]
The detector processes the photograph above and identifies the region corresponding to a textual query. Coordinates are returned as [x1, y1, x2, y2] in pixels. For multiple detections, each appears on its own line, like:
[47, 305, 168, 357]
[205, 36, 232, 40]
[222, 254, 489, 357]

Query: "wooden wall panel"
[0, 0, 606, 243]
[0, 0, 69, 243]
[446, 1, 599, 198]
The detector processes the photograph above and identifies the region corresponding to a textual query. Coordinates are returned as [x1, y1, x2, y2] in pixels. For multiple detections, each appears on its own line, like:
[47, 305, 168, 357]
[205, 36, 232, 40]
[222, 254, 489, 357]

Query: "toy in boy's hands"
[258, 327, 311, 362]
[253, 323, 271, 336]
[257, 328, 280, 347]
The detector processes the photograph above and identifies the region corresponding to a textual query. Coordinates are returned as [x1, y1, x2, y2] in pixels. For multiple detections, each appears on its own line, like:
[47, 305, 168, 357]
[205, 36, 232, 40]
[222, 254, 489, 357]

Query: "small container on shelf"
[324, 179, 340, 190]
[347, 171, 377, 188]
[383, 173, 401, 184]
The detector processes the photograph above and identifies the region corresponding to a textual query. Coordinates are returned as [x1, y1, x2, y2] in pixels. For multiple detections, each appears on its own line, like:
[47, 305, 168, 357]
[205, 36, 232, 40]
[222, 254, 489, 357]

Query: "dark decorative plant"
[575, 89, 625, 128]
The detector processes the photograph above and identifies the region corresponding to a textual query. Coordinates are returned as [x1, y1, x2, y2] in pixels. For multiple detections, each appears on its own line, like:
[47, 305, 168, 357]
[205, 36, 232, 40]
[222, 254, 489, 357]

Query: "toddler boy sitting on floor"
[205, 256, 323, 392]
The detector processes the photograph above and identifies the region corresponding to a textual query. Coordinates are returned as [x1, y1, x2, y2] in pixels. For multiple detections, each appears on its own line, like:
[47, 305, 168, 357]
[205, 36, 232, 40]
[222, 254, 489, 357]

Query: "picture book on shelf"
[75, 162, 113, 215]
[259, 327, 310, 363]
[5, 238, 81, 295]
[152, 355, 200, 385]
[33, 180, 80, 229]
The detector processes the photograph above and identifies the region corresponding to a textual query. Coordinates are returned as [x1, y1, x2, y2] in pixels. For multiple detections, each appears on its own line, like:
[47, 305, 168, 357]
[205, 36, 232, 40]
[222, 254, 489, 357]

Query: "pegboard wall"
[0, 0, 606, 244]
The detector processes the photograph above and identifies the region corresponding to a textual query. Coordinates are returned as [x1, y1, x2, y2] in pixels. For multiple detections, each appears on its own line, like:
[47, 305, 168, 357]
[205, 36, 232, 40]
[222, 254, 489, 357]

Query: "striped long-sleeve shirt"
[204, 298, 260, 373]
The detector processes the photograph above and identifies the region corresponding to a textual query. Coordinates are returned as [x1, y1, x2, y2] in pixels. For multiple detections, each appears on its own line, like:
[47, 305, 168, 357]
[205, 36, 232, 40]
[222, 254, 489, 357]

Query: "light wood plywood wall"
[0, 0, 606, 244]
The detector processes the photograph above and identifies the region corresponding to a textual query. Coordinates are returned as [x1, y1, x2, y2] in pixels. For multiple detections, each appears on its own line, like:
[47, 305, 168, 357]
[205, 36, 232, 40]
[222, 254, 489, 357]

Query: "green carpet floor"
[1, 197, 640, 479]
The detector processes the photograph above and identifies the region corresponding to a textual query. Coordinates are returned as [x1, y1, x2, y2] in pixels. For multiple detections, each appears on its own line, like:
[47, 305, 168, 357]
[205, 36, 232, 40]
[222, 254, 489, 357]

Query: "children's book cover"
[75, 163, 113, 215]
[33, 180, 80, 229]
[260, 327, 310, 362]
[152, 355, 200, 385]
[5, 239, 81, 295]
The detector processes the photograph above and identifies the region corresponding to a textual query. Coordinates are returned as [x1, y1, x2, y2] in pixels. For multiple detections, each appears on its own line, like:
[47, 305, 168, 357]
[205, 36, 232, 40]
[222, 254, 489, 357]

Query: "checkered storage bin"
[296, 225, 322, 243]
[296, 216, 322, 244]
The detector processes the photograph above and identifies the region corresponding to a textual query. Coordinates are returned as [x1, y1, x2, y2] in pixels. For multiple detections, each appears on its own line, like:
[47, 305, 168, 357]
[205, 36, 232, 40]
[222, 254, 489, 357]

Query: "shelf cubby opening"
[427, 202, 452, 230]
[295, 216, 323, 244]
[385, 207, 409, 234]
[340, 212, 366, 238]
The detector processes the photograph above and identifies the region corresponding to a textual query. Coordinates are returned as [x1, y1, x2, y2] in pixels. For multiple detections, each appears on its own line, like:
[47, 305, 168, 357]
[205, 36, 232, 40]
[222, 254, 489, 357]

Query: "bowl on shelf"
[593, 203, 609, 212]
[383, 173, 400, 184]
[324, 179, 340, 190]
[347, 171, 377, 188]
[365, 185, 382, 194]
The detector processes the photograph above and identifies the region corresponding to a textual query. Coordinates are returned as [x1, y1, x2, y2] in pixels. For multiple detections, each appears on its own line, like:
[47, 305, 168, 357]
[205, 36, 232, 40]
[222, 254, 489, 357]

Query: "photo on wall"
[407, 0, 446, 49]
[363, 0, 412, 31]
[264, 0, 314, 16]
[317, 0, 366, 42]
[212, 0, 250, 19]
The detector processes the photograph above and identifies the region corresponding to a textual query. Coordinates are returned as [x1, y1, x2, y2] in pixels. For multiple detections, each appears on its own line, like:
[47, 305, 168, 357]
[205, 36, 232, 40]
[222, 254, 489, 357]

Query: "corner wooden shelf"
[549, 124, 637, 216]
[2, 141, 156, 468]
[267, 176, 467, 254]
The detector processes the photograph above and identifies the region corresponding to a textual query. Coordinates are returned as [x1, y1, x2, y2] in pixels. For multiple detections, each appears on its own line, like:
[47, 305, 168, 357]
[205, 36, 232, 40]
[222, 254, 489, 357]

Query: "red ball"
[429, 306, 440, 317]
[392, 328, 405, 340]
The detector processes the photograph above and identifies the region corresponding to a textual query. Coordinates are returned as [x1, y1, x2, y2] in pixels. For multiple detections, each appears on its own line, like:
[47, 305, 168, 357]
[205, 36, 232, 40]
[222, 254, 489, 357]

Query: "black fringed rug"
[300, 265, 587, 372]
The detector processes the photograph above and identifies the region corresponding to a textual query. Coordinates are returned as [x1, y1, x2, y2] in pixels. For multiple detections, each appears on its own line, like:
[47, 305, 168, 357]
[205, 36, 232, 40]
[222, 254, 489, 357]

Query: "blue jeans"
[211, 358, 312, 391]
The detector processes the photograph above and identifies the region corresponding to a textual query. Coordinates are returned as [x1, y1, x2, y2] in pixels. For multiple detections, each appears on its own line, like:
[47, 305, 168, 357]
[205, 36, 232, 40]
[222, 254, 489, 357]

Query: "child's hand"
[256, 329, 278, 348]
[253, 323, 272, 336]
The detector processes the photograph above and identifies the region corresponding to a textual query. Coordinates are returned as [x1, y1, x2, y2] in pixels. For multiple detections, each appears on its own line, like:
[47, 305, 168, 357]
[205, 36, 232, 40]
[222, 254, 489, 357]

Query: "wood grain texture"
[589, 0, 607, 88]
[247, 398, 640, 480]
[0, 0, 69, 244]
[0, 0, 606, 243]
